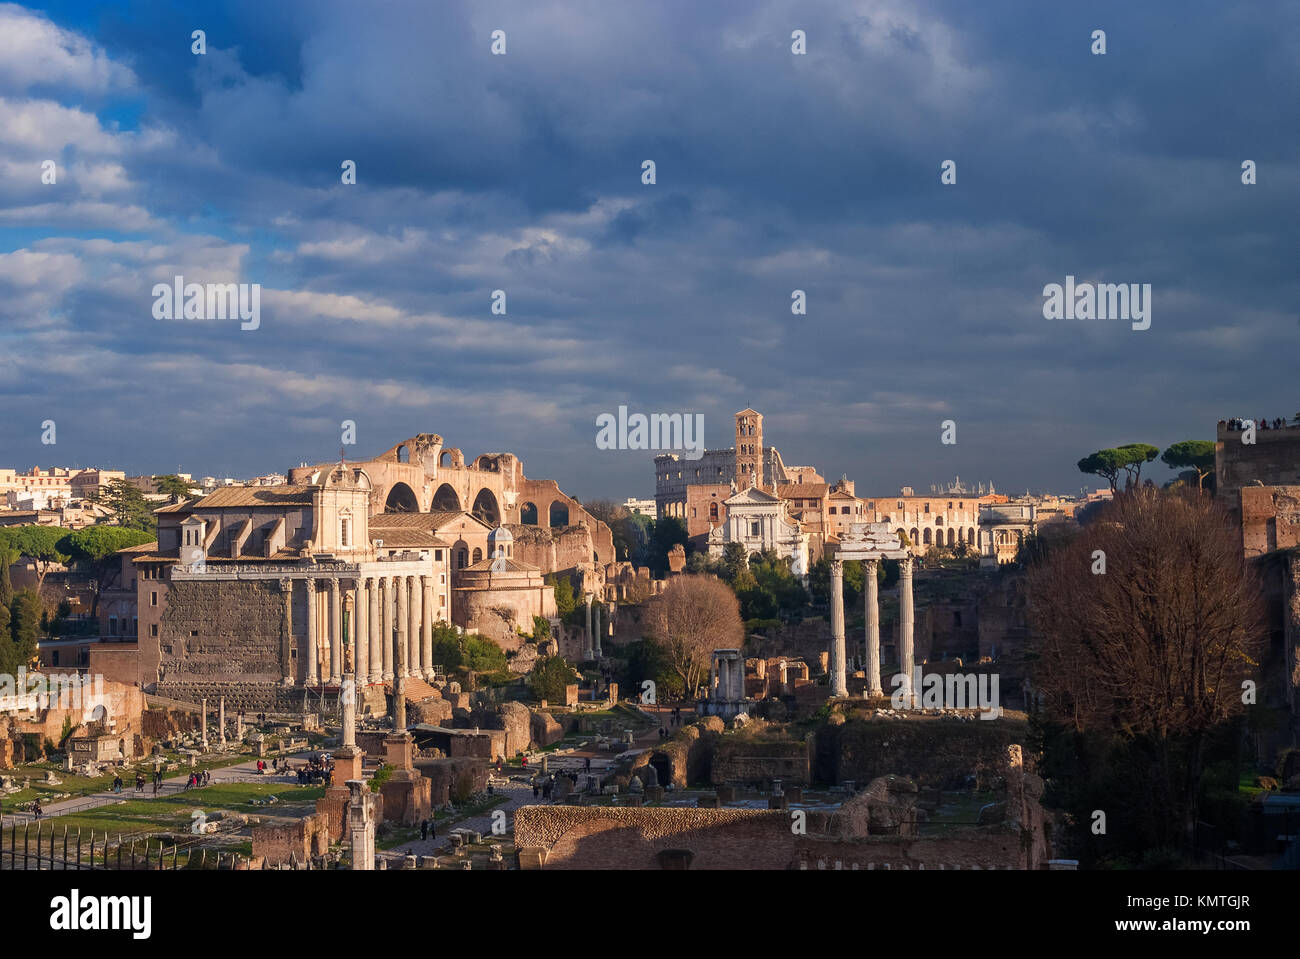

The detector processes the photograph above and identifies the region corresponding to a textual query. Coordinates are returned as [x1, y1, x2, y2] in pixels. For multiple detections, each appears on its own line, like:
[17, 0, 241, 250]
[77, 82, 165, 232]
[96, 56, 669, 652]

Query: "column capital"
[278, 577, 293, 591]
[863, 557, 879, 572]
[899, 554, 914, 575]
[830, 557, 844, 575]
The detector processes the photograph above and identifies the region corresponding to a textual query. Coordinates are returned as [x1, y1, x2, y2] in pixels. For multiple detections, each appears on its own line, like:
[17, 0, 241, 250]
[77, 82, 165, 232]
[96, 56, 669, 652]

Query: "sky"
[0, 0, 1296, 501]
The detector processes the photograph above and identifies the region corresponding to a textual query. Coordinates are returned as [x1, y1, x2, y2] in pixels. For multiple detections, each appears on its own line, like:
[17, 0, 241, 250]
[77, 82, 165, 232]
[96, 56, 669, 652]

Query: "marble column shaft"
[368, 578, 382, 684]
[396, 574, 409, 680]
[305, 580, 319, 685]
[829, 558, 847, 697]
[329, 578, 342, 685]
[381, 577, 394, 681]
[421, 575, 433, 679]
[355, 580, 369, 686]
[864, 559, 882, 696]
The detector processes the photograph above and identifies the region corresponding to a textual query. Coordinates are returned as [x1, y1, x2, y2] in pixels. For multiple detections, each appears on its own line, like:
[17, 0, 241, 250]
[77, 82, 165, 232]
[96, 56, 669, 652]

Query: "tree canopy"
[1160, 440, 1215, 489]
[1078, 443, 1160, 493]
[57, 526, 155, 616]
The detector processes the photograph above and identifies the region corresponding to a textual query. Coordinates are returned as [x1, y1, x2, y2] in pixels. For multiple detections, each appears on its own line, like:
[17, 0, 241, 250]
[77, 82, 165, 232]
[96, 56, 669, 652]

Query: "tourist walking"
[420, 819, 429, 841]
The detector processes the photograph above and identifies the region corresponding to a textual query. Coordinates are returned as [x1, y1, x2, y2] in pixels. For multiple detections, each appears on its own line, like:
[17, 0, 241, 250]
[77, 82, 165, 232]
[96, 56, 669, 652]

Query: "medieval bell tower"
[734, 409, 763, 488]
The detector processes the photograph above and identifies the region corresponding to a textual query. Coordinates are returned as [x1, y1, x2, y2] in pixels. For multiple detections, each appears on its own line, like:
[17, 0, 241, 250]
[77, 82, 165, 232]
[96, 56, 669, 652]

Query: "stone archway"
[431, 483, 461, 511]
[472, 489, 500, 525]
[520, 502, 539, 525]
[548, 501, 570, 528]
[384, 482, 419, 513]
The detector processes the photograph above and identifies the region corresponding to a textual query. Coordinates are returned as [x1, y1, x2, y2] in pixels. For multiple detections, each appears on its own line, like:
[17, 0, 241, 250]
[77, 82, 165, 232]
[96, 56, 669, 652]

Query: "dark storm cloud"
[1, 0, 1296, 498]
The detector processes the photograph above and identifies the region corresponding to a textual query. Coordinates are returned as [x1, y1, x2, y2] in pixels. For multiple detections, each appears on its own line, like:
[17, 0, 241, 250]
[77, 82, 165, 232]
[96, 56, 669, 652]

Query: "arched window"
[472, 548, 483, 564]
[520, 502, 538, 525]
[549, 502, 570, 527]
[923, 528, 932, 545]
[709, 503, 719, 522]
[457, 549, 468, 569]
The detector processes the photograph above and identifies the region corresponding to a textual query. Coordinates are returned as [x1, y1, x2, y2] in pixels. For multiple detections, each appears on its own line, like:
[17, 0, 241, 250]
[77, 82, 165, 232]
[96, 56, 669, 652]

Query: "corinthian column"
[368, 577, 381, 684]
[421, 575, 433, 679]
[829, 558, 847, 697]
[329, 577, 342, 685]
[354, 579, 369, 686]
[381, 577, 393, 681]
[279, 578, 294, 686]
[900, 555, 916, 708]
[407, 575, 420, 674]
[864, 559, 882, 696]
[305, 579, 319, 685]
[396, 573, 409, 680]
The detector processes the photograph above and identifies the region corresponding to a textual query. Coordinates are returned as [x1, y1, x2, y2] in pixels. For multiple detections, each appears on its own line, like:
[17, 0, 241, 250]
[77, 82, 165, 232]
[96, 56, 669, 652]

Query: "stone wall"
[159, 579, 285, 685]
[1239, 485, 1300, 557]
[1217, 425, 1300, 502]
[814, 717, 1027, 789]
[413, 757, 488, 805]
[514, 805, 1034, 871]
[711, 737, 811, 786]
[252, 812, 330, 866]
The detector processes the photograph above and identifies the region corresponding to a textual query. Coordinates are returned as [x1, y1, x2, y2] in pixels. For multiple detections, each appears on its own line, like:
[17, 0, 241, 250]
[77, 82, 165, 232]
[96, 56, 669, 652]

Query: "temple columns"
[396, 573, 409, 680]
[355, 579, 369, 687]
[306, 581, 319, 685]
[421, 575, 434, 679]
[368, 577, 381, 684]
[329, 578, 343, 686]
[406, 575, 420, 676]
[829, 558, 847, 697]
[279, 578, 293, 685]
[381, 577, 394, 681]
[864, 559, 882, 696]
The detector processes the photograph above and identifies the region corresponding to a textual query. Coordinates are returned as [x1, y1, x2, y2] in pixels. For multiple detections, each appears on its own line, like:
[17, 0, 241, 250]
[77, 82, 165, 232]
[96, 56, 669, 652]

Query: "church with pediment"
[706, 481, 809, 577]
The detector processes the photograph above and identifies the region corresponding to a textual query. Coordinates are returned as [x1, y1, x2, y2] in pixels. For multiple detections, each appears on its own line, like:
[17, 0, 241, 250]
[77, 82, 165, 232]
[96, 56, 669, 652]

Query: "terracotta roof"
[370, 510, 491, 532]
[778, 484, 828, 499]
[369, 529, 452, 548]
[191, 485, 315, 508]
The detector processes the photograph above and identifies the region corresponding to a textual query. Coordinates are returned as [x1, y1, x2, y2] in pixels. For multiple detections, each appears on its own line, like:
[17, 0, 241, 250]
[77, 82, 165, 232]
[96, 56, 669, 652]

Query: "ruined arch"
[520, 502, 539, 525]
[548, 501, 570, 528]
[431, 483, 461, 511]
[396, 445, 410, 463]
[472, 488, 500, 525]
[384, 482, 419, 513]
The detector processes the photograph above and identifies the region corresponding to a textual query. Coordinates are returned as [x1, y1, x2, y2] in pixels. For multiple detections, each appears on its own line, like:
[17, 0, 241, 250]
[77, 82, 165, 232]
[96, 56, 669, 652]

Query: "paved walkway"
[1, 752, 317, 825]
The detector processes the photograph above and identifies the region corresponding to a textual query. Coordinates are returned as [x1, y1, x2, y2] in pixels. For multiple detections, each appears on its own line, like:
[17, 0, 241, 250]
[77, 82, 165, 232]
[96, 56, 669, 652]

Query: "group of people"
[419, 818, 436, 841]
[295, 755, 333, 785]
[184, 770, 212, 790]
[1223, 416, 1293, 431]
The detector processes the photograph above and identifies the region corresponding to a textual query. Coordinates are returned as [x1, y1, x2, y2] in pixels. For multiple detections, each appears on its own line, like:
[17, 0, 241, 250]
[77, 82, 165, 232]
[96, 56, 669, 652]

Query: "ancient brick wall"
[1239, 485, 1300, 557]
[252, 812, 330, 866]
[514, 806, 1030, 870]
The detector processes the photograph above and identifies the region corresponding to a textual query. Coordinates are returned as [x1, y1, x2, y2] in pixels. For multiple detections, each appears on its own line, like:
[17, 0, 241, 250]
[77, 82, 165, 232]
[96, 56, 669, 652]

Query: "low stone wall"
[513, 805, 1030, 871]
[252, 812, 330, 866]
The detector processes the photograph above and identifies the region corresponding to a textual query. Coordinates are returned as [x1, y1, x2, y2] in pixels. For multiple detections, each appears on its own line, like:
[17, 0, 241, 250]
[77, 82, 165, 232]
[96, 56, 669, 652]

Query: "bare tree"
[1025, 488, 1265, 847]
[641, 574, 743, 697]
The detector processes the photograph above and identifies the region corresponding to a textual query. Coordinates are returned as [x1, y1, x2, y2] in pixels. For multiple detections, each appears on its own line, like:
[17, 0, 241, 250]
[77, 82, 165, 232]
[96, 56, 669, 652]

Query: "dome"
[488, 525, 514, 548]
